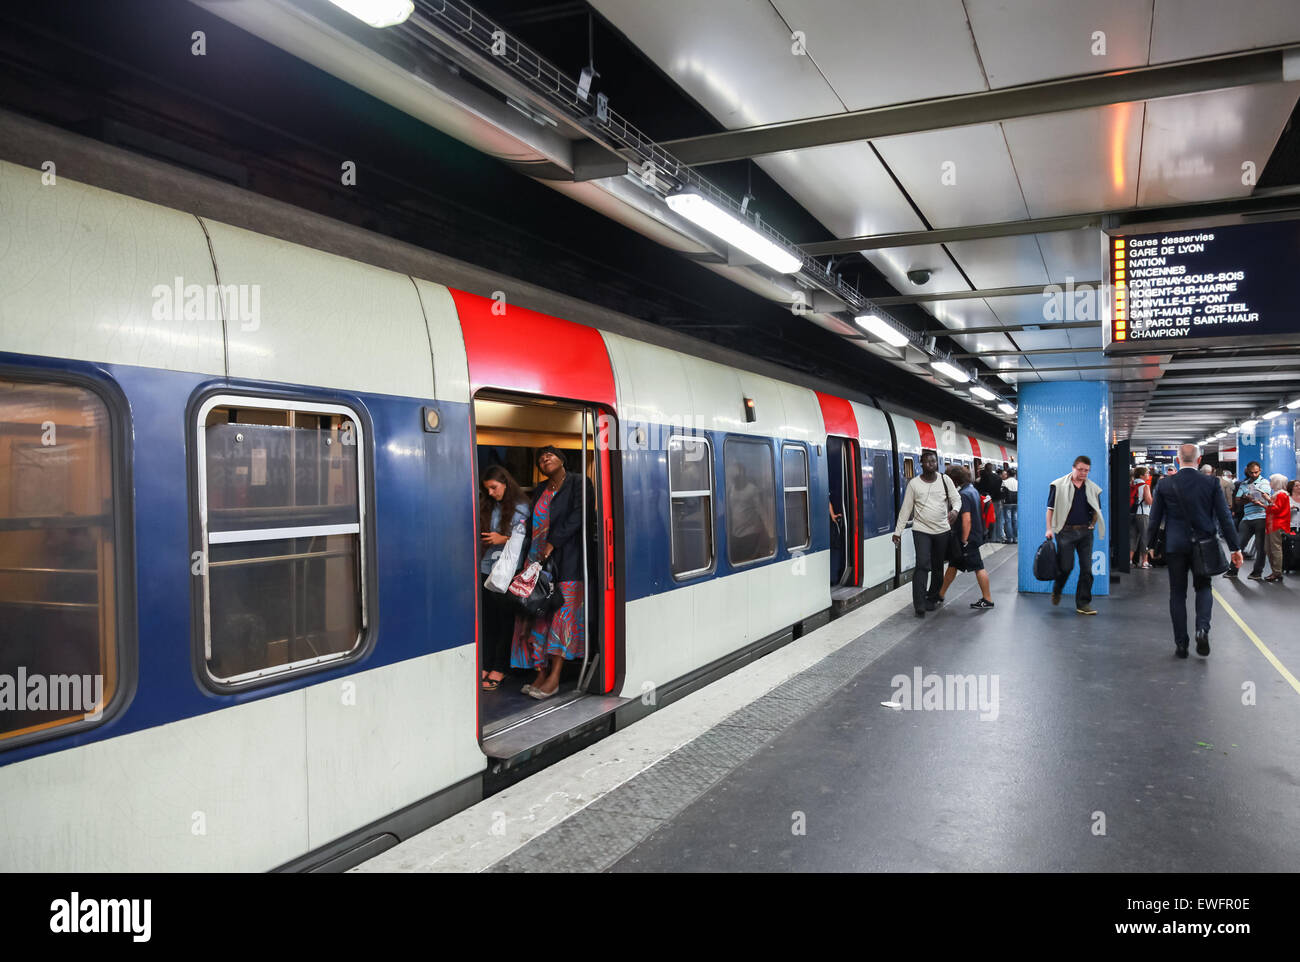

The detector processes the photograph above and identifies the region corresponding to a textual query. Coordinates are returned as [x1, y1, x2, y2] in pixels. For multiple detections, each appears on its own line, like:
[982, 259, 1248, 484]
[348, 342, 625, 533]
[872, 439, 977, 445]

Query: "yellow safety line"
[1212, 588, 1300, 696]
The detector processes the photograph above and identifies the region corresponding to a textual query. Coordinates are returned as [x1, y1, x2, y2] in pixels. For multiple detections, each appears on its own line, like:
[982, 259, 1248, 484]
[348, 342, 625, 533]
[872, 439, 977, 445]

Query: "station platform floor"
[357, 544, 1300, 873]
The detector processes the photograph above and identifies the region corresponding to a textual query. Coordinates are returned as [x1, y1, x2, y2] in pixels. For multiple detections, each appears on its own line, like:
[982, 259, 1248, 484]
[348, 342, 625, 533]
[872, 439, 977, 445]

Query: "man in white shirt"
[1001, 469, 1018, 542]
[892, 450, 961, 618]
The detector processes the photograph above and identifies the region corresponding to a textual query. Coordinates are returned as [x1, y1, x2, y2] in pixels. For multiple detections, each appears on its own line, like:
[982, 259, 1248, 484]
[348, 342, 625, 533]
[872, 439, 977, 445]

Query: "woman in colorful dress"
[512, 446, 594, 699]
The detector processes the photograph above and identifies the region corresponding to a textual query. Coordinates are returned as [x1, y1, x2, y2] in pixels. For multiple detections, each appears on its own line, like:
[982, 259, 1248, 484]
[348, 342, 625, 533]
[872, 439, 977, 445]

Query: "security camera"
[906, 268, 932, 286]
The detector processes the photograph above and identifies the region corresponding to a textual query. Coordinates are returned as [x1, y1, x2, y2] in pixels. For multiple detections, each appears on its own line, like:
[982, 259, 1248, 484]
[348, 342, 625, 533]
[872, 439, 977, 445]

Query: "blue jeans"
[1003, 504, 1018, 541]
[991, 502, 1005, 542]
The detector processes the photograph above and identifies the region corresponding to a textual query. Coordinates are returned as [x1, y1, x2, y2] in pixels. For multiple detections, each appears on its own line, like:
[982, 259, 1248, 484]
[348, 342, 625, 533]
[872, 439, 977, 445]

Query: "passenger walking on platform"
[479, 465, 529, 690]
[1130, 466, 1153, 568]
[513, 446, 592, 699]
[1219, 471, 1236, 513]
[1263, 474, 1290, 583]
[1045, 455, 1105, 615]
[1001, 469, 1018, 542]
[937, 466, 994, 609]
[1147, 444, 1242, 658]
[893, 449, 961, 618]
[1225, 461, 1271, 580]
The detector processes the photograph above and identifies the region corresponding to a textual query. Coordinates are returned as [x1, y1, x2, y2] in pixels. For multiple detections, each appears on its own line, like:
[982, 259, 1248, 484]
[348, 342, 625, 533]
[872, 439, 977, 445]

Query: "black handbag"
[946, 528, 968, 571]
[518, 557, 562, 616]
[1165, 473, 1229, 577]
[1033, 537, 1060, 581]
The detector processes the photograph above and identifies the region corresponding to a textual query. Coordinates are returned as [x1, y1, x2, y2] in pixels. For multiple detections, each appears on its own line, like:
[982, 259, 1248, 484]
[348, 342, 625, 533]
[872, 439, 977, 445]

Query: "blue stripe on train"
[0, 352, 475, 767]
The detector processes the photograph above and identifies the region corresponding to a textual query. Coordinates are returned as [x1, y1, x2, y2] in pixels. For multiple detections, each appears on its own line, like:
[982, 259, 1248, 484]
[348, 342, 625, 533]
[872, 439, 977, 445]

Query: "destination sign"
[1106, 219, 1300, 351]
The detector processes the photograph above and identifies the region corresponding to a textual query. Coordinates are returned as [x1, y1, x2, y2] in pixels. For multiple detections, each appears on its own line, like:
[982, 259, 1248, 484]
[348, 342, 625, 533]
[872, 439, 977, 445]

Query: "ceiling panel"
[873, 124, 1029, 227]
[1007, 329, 1076, 350]
[757, 143, 925, 237]
[951, 332, 1019, 355]
[859, 243, 968, 300]
[1150, 0, 1300, 63]
[769, 0, 987, 109]
[926, 296, 1004, 331]
[589, 0, 842, 127]
[1002, 105, 1144, 216]
[965, 0, 1154, 89]
[944, 235, 1051, 289]
[1035, 230, 1106, 282]
[984, 293, 1066, 329]
[1137, 82, 1300, 206]
[1068, 327, 1104, 350]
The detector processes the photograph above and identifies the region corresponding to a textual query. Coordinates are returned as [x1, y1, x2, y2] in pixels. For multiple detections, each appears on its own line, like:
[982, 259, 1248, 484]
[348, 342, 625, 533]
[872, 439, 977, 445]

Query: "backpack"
[1130, 481, 1142, 514]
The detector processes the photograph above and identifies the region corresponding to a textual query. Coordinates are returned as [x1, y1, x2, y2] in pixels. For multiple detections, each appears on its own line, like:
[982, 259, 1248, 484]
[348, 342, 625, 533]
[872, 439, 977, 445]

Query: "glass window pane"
[205, 409, 358, 533]
[782, 446, 807, 488]
[904, 457, 915, 480]
[670, 496, 713, 577]
[208, 534, 361, 681]
[784, 491, 809, 550]
[668, 437, 710, 493]
[724, 438, 776, 565]
[0, 379, 117, 743]
[872, 453, 892, 535]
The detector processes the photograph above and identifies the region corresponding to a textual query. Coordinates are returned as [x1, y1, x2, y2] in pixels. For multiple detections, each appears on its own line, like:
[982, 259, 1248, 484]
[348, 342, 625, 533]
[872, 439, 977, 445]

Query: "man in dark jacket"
[1147, 443, 1243, 658]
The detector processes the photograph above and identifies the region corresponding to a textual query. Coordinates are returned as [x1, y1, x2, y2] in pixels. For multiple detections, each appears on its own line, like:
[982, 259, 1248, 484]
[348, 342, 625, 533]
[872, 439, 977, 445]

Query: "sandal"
[481, 675, 503, 691]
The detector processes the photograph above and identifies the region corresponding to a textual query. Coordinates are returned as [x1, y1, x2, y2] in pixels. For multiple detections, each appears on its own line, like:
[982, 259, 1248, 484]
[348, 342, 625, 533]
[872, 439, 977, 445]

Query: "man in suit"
[1147, 444, 1243, 658]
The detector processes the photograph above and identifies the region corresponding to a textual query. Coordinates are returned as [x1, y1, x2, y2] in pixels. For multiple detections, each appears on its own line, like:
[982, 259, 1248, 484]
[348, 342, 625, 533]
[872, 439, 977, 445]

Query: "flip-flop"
[481, 676, 502, 691]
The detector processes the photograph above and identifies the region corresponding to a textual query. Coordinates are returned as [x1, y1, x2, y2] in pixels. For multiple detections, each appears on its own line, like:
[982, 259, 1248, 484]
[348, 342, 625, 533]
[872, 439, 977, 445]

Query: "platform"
[357, 544, 1300, 873]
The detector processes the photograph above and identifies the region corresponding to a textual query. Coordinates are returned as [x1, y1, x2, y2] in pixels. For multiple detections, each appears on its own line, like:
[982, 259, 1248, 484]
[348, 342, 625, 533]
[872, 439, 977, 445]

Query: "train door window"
[871, 453, 891, 535]
[723, 437, 776, 565]
[196, 396, 368, 687]
[668, 436, 714, 578]
[781, 444, 810, 551]
[903, 456, 915, 481]
[0, 378, 121, 745]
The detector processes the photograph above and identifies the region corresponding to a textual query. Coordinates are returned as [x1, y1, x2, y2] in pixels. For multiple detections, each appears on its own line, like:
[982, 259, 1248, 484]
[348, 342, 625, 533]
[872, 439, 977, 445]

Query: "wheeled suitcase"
[1284, 532, 1300, 573]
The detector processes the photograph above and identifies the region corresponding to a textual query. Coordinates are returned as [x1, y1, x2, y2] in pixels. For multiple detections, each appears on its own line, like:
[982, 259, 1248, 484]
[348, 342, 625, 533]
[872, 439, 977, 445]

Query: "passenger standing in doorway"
[1147, 444, 1242, 657]
[1001, 469, 1018, 542]
[513, 446, 593, 699]
[937, 466, 995, 609]
[892, 449, 961, 617]
[978, 464, 1005, 543]
[1226, 461, 1270, 580]
[1046, 455, 1106, 615]
[479, 465, 529, 690]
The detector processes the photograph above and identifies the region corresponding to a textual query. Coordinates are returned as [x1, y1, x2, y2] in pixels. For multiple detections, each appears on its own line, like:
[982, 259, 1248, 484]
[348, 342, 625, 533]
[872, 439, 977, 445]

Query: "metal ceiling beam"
[799, 186, 1300, 257]
[875, 285, 1103, 306]
[661, 47, 1295, 166]
[955, 346, 1093, 358]
[926, 320, 1097, 335]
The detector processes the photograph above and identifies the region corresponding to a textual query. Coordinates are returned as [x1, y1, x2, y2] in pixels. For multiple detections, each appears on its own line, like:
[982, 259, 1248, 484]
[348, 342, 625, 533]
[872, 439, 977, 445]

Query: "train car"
[0, 155, 1011, 871]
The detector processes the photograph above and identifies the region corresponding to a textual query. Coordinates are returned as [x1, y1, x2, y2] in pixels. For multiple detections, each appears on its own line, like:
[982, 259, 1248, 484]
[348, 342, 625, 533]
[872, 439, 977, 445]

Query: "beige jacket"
[1049, 473, 1106, 537]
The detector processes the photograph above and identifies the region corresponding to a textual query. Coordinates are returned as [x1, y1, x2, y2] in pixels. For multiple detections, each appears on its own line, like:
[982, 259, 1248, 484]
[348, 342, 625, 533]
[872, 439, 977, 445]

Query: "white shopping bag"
[485, 527, 524, 593]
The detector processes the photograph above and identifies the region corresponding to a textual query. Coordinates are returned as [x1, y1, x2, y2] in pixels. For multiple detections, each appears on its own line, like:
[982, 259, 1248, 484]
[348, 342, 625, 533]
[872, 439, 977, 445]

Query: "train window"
[723, 437, 777, 566]
[872, 453, 892, 534]
[781, 445, 810, 550]
[667, 435, 714, 579]
[903, 456, 915, 481]
[0, 378, 119, 745]
[197, 396, 368, 686]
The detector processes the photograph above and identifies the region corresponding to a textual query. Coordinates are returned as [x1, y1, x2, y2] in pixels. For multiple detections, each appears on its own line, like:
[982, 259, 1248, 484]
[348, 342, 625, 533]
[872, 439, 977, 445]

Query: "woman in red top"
[1263, 473, 1291, 583]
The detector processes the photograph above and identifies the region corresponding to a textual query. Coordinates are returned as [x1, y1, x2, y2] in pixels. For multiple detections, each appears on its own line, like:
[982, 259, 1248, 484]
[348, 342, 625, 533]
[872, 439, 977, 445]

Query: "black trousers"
[1166, 550, 1212, 648]
[1235, 517, 1266, 575]
[1052, 526, 1094, 606]
[481, 585, 516, 674]
[912, 530, 948, 612]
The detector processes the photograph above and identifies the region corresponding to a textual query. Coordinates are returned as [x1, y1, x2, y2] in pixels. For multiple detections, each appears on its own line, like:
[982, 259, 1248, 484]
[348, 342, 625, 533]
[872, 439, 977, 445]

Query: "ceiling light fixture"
[1287, 399, 1300, 410]
[970, 384, 997, 401]
[1240, 419, 1258, 430]
[930, 360, 971, 383]
[1263, 409, 1282, 419]
[997, 403, 1016, 415]
[854, 313, 910, 348]
[327, 0, 415, 28]
[665, 191, 803, 274]
[1214, 432, 1226, 439]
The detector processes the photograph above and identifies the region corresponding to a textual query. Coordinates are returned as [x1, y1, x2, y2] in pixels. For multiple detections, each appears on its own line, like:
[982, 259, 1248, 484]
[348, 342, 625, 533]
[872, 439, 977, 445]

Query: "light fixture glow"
[1227, 425, 1240, 433]
[854, 313, 909, 347]
[930, 360, 971, 383]
[1287, 399, 1300, 410]
[1214, 432, 1226, 439]
[665, 192, 802, 274]
[1240, 419, 1258, 430]
[1263, 409, 1282, 419]
[997, 403, 1016, 415]
[327, 0, 415, 27]
[970, 384, 997, 401]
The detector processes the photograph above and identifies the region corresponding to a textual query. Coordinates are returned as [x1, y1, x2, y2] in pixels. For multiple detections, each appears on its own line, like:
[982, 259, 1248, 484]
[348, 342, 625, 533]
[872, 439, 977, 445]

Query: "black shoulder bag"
[1165, 473, 1229, 577]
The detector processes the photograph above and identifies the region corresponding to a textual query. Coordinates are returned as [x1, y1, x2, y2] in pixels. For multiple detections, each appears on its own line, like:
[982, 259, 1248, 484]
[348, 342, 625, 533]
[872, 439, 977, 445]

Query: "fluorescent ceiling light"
[854, 313, 909, 347]
[1287, 399, 1300, 410]
[1214, 432, 1226, 439]
[1240, 419, 1258, 430]
[1263, 409, 1282, 419]
[930, 360, 971, 383]
[1227, 425, 1240, 433]
[970, 385, 997, 401]
[665, 192, 802, 274]
[327, 0, 414, 27]
[997, 403, 1016, 415]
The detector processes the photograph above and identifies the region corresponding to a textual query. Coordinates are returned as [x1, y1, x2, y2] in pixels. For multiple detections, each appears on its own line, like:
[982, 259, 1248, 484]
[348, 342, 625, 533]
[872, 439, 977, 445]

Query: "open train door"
[451, 290, 623, 769]
[815, 394, 861, 599]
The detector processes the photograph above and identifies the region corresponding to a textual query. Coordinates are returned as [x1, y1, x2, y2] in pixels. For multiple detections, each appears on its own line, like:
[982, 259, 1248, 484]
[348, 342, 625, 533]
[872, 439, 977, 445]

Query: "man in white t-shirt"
[1000, 469, 1018, 542]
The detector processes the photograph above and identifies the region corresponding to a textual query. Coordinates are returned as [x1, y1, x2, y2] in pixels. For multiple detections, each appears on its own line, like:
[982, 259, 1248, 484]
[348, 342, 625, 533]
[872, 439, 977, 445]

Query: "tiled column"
[1263, 412, 1296, 482]
[1017, 381, 1111, 595]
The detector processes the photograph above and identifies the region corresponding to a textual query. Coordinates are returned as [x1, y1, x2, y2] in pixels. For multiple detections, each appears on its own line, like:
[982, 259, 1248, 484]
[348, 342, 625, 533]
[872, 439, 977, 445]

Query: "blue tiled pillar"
[1236, 426, 1264, 476]
[1017, 382, 1110, 595]
[1263, 413, 1296, 482]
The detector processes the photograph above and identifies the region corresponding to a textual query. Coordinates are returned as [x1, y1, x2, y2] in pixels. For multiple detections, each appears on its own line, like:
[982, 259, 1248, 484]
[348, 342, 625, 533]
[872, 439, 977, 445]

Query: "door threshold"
[482, 692, 628, 766]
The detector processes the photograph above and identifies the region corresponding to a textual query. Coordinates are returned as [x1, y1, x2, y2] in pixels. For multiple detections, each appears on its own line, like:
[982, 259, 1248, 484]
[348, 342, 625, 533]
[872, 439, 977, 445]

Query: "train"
[0, 144, 1014, 871]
